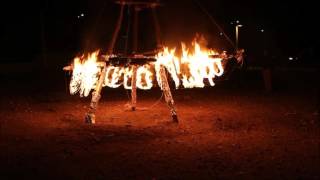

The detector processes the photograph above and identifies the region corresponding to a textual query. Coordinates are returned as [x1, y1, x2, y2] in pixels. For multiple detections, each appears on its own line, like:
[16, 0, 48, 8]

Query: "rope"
[124, 90, 164, 111]
[137, 91, 164, 111]
[193, 0, 235, 49]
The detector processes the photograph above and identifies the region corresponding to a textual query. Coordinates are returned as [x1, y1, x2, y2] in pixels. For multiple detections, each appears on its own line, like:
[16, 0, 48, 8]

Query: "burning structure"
[63, 0, 243, 124]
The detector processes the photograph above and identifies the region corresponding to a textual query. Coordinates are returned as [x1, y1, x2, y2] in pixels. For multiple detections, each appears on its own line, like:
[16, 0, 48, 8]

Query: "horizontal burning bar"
[63, 38, 243, 97]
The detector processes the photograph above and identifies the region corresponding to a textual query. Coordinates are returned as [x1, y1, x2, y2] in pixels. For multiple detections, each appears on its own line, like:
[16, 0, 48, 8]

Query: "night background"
[0, 0, 319, 179]
[0, 0, 317, 65]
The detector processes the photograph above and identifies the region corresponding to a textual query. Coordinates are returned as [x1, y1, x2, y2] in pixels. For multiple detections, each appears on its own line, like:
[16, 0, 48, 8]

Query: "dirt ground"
[0, 70, 319, 179]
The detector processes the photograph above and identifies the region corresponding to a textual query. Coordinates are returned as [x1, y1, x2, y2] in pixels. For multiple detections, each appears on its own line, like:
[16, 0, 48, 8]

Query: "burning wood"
[67, 40, 225, 95]
[62, 0, 244, 124]
[63, 38, 243, 123]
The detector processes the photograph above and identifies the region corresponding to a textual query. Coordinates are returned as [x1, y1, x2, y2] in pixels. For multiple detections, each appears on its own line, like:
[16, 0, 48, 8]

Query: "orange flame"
[68, 37, 224, 97]
[69, 51, 100, 97]
[156, 41, 224, 88]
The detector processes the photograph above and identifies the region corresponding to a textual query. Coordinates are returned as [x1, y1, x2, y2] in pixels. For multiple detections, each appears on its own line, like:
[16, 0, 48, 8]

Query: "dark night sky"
[0, 0, 317, 63]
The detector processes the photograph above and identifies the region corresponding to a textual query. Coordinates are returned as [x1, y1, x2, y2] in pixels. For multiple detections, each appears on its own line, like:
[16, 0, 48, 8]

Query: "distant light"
[219, 32, 223, 36]
[288, 57, 299, 61]
[236, 24, 243, 27]
[236, 20, 240, 24]
[260, 29, 264, 32]
[77, 13, 85, 19]
[230, 22, 234, 25]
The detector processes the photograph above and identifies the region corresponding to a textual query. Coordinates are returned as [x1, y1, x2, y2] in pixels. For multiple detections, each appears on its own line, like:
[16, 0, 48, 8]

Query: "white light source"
[219, 32, 223, 36]
[81, 13, 84, 17]
[288, 57, 294, 60]
[235, 24, 243, 50]
[260, 29, 264, 32]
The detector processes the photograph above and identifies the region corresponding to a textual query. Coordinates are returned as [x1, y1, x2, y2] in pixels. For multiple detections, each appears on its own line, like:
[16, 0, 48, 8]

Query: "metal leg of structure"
[131, 65, 137, 111]
[85, 63, 107, 124]
[159, 65, 178, 123]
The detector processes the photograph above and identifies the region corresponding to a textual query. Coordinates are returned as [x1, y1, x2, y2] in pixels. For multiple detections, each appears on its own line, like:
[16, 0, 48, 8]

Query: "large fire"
[68, 38, 224, 97]
[69, 51, 100, 97]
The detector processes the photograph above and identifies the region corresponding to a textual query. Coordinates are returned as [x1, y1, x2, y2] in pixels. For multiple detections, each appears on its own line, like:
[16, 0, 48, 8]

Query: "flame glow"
[69, 51, 100, 97]
[104, 66, 123, 88]
[136, 65, 154, 90]
[156, 42, 223, 89]
[68, 38, 224, 97]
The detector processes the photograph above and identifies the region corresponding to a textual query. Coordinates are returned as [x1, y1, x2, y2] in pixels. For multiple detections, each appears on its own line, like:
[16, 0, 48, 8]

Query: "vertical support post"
[130, 6, 140, 111]
[159, 65, 178, 123]
[132, 6, 140, 53]
[151, 6, 162, 48]
[108, 3, 125, 54]
[85, 63, 107, 124]
[131, 65, 137, 111]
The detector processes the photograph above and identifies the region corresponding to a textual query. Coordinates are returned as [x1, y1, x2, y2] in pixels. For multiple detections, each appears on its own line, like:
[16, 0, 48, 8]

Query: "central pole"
[131, 6, 140, 111]
[131, 65, 137, 110]
[132, 6, 140, 53]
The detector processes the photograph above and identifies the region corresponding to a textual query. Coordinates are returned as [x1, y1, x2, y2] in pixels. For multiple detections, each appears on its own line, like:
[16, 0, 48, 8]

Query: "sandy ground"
[0, 70, 319, 179]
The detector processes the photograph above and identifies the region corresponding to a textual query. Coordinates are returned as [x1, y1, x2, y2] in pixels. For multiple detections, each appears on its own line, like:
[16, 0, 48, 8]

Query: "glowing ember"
[104, 66, 123, 88]
[67, 37, 225, 97]
[136, 65, 154, 90]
